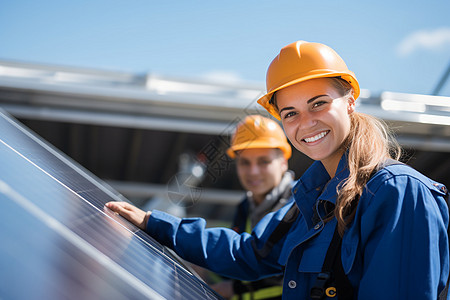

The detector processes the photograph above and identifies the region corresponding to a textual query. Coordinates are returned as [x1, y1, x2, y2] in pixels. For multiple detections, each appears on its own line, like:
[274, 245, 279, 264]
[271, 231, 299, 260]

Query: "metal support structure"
[432, 60, 450, 96]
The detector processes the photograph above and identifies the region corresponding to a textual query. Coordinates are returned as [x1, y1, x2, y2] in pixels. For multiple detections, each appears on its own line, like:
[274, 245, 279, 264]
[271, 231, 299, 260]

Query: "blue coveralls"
[146, 154, 449, 299]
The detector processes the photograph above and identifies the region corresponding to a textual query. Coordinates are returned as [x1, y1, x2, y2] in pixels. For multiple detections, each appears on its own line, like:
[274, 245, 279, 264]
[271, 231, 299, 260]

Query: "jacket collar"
[292, 153, 350, 229]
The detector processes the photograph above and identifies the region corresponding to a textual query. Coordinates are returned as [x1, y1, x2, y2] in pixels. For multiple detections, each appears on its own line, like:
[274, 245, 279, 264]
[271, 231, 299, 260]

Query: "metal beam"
[105, 180, 243, 206]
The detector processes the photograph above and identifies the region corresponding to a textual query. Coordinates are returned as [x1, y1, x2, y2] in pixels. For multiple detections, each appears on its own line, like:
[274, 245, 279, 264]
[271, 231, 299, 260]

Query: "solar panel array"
[0, 110, 222, 299]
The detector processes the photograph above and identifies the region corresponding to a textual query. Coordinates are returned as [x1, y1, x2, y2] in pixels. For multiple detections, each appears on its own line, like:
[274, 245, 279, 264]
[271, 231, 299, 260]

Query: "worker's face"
[235, 148, 288, 203]
[276, 78, 355, 173]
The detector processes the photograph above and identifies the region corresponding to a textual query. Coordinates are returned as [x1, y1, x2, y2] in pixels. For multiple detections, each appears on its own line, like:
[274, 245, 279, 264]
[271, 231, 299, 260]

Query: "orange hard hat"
[227, 115, 292, 159]
[257, 41, 360, 120]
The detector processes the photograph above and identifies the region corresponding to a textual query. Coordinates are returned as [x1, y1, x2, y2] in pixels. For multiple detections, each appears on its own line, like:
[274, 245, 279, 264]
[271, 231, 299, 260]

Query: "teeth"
[304, 131, 328, 143]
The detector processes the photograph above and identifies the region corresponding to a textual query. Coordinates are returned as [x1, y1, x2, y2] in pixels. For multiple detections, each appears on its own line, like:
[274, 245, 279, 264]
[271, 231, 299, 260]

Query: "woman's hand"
[105, 201, 151, 230]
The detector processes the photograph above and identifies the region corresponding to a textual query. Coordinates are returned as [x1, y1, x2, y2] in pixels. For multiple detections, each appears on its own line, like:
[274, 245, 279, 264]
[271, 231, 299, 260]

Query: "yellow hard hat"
[257, 41, 360, 120]
[227, 115, 292, 159]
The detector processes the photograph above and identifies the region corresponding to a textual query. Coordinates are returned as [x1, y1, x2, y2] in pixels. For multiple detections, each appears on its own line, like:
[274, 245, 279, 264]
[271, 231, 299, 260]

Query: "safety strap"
[252, 203, 300, 260]
[310, 225, 353, 300]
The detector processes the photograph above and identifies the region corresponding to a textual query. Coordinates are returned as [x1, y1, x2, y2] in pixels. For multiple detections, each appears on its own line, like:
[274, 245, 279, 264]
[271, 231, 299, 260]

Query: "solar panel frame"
[0, 110, 222, 300]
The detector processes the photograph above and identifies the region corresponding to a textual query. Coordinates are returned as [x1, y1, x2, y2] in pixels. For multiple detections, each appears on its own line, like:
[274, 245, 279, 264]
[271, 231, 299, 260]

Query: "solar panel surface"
[0, 110, 222, 299]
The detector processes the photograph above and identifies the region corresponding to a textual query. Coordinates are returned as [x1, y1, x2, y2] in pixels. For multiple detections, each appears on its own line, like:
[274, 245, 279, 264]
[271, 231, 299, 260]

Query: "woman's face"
[276, 78, 355, 175]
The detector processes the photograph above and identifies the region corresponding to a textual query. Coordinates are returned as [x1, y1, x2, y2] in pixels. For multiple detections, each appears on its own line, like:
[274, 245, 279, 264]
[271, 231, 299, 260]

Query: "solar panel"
[0, 110, 222, 300]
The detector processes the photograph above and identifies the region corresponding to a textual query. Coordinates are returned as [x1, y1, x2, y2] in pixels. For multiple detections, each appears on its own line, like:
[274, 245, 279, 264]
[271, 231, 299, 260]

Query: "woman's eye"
[312, 100, 326, 108]
[282, 111, 296, 119]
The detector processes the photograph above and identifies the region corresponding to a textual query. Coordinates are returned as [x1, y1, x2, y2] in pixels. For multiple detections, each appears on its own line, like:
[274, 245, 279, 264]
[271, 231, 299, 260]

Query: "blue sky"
[1, 1, 450, 96]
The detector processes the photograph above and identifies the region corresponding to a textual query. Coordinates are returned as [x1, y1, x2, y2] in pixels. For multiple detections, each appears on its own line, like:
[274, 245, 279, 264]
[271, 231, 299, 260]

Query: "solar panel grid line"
[0, 111, 170, 257]
[0, 118, 187, 273]
[0, 180, 165, 300]
[1, 134, 216, 298]
[0, 144, 179, 298]
[0, 136, 115, 218]
[0, 110, 126, 204]
[0, 191, 153, 300]
[0, 110, 223, 299]
[61, 195, 215, 298]
[0, 115, 165, 255]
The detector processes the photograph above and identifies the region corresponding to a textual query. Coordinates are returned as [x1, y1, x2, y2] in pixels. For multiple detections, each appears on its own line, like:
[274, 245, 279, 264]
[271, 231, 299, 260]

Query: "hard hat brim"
[257, 72, 360, 120]
[226, 140, 292, 160]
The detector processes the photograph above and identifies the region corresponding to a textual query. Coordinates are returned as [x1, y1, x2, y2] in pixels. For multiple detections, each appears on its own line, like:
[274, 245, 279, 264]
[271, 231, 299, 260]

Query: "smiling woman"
[254, 41, 449, 299]
[106, 40, 450, 300]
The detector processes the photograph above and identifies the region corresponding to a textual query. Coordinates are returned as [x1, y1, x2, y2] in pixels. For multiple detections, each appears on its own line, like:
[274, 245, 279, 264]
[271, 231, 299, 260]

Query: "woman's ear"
[347, 96, 356, 114]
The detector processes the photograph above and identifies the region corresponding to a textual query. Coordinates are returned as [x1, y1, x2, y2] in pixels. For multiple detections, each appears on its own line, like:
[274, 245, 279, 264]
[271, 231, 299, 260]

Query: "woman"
[106, 41, 449, 299]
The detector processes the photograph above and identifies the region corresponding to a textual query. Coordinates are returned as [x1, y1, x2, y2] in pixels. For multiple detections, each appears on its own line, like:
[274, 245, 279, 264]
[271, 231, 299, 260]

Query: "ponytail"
[335, 112, 401, 235]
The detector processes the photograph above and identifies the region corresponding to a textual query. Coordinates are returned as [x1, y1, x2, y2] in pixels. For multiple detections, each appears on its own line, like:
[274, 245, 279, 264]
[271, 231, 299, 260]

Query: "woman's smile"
[302, 130, 329, 143]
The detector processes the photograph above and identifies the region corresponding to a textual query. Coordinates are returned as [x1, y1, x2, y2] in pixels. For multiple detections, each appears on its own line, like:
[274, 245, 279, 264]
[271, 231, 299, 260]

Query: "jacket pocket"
[298, 240, 329, 272]
[297, 222, 359, 274]
[297, 222, 335, 273]
[341, 239, 358, 275]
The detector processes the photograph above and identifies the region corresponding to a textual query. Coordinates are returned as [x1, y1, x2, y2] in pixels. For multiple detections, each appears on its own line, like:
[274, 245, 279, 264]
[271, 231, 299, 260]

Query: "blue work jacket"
[146, 155, 449, 299]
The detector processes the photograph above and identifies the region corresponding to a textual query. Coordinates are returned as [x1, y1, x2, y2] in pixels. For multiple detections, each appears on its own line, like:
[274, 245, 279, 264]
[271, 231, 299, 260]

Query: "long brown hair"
[331, 78, 402, 235]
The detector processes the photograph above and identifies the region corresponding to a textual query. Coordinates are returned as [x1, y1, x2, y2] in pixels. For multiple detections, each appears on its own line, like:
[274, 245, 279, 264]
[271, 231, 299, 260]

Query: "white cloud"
[396, 27, 450, 57]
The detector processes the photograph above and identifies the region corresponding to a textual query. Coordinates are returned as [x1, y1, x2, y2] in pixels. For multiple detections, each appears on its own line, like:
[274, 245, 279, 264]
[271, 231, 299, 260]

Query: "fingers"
[105, 201, 147, 230]
[105, 201, 130, 212]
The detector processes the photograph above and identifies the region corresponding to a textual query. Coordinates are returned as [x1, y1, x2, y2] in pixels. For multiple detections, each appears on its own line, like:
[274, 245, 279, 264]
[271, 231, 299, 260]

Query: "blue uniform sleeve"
[356, 173, 449, 299]
[145, 206, 289, 281]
